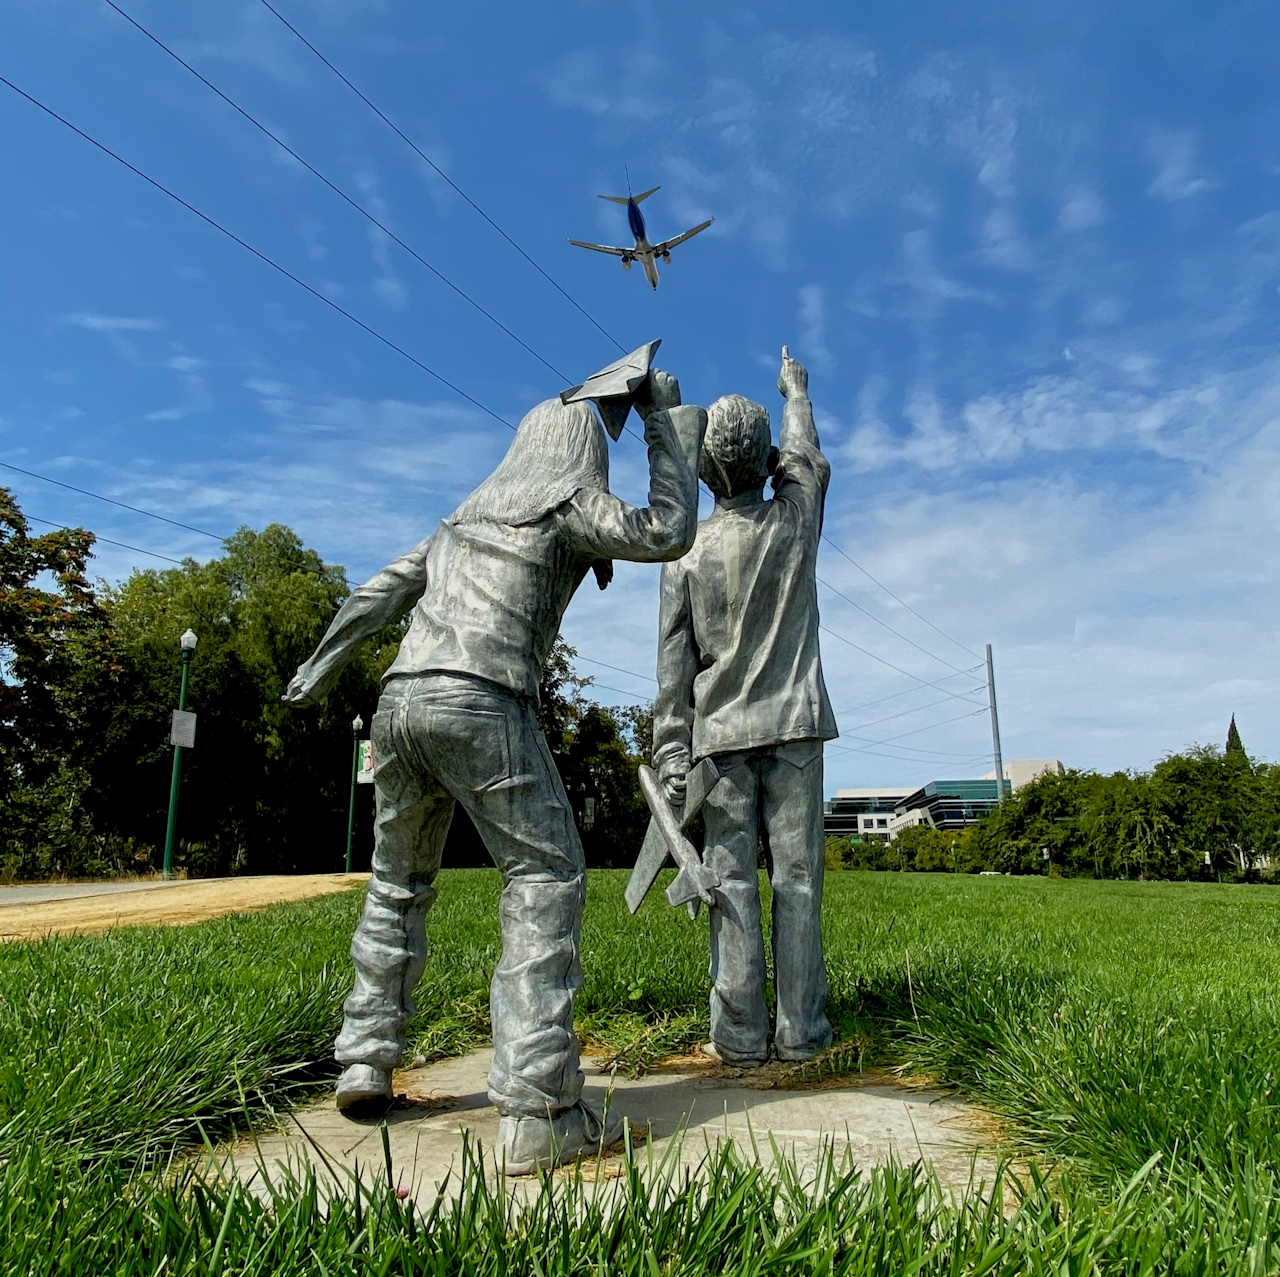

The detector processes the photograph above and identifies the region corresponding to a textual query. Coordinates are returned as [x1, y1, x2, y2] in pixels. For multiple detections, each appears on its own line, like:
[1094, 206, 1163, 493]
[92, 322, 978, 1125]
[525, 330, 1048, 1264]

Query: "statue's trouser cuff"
[702, 739, 832, 1063]
[334, 674, 586, 1118]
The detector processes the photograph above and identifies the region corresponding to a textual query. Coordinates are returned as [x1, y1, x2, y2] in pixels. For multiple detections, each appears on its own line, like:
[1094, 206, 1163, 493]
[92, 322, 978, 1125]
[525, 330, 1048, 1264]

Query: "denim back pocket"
[424, 706, 513, 794]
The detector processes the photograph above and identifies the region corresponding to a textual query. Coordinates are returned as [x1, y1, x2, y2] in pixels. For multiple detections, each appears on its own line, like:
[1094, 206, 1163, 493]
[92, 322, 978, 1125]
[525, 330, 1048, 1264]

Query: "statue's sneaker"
[699, 1040, 766, 1069]
[774, 1043, 824, 1062]
[335, 1063, 393, 1118]
[497, 1100, 625, 1176]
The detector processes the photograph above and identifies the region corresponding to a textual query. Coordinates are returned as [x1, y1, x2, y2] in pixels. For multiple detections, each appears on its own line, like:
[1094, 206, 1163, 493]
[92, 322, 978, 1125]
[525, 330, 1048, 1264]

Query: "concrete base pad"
[229, 1049, 996, 1204]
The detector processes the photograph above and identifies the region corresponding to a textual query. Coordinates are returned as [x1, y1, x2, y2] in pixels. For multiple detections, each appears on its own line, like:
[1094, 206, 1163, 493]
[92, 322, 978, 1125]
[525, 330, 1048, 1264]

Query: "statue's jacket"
[298, 405, 701, 706]
[652, 395, 838, 771]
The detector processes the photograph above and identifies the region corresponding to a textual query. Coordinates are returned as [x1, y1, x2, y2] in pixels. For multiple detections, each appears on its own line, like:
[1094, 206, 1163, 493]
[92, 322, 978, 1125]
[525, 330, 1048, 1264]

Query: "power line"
[824, 741, 988, 765]
[0, 74, 515, 432]
[837, 706, 989, 754]
[24, 514, 185, 564]
[0, 460, 224, 541]
[839, 688, 989, 737]
[103, 0, 572, 386]
[831, 666, 985, 719]
[820, 536, 980, 660]
[1, 463, 357, 587]
[573, 655, 658, 686]
[579, 680, 654, 703]
[256, 0, 626, 357]
[818, 623, 960, 691]
[816, 574, 973, 675]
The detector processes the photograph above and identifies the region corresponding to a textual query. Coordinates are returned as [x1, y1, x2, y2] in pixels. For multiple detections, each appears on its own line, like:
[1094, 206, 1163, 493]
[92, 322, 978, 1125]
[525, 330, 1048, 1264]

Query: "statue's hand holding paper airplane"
[627, 757, 723, 919]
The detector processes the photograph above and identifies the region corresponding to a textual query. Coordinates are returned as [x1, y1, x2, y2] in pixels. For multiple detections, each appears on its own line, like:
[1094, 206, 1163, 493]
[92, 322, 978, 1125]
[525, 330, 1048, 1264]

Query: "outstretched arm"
[774, 346, 831, 522]
[651, 563, 697, 802]
[778, 344, 820, 453]
[559, 371, 704, 563]
[283, 535, 433, 705]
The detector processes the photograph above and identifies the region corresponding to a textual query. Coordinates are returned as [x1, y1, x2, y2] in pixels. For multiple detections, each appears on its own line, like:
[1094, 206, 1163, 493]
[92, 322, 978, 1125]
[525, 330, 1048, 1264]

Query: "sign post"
[162, 629, 198, 878]
[345, 715, 364, 873]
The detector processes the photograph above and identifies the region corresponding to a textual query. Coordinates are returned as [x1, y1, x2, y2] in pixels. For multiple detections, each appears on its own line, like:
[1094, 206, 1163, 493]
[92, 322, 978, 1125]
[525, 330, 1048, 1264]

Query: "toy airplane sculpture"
[626, 757, 723, 918]
[569, 182, 712, 289]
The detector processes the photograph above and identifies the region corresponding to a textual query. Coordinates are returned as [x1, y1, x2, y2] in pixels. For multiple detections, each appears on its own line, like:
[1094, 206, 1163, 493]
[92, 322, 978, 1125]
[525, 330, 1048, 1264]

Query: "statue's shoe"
[335, 1063, 393, 1118]
[497, 1100, 625, 1176]
[774, 1043, 824, 1062]
[699, 1040, 766, 1069]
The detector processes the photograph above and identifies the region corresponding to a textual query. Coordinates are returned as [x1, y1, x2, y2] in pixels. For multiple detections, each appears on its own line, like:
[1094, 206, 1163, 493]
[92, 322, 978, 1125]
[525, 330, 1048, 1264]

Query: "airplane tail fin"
[597, 185, 660, 205]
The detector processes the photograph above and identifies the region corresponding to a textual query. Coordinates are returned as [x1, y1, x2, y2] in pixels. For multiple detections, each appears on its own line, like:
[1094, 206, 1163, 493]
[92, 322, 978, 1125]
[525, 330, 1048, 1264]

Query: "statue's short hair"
[701, 395, 772, 498]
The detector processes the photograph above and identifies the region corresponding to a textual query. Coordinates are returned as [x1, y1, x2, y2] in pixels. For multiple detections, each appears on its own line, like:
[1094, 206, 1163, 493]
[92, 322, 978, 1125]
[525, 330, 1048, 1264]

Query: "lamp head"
[352, 715, 364, 733]
[179, 629, 198, 652]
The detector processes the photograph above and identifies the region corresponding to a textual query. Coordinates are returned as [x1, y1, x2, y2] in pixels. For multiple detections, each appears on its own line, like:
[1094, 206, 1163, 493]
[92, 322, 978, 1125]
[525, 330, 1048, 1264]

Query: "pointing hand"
[777, 345, 808, 399]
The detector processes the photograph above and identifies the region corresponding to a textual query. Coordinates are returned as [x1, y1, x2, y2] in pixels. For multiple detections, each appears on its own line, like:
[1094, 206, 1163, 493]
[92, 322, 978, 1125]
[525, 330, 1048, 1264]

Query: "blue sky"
[3, 0, 1280, 793]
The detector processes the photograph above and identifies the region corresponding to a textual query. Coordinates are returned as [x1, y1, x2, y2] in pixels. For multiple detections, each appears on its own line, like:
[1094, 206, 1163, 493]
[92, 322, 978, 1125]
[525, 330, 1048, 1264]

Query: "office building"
[824, 760, 1065, 842]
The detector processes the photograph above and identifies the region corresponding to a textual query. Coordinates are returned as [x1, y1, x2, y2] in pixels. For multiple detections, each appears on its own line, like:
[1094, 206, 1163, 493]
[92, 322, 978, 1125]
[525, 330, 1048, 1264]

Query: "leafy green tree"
[85, 526, 395, 876]
[532, 639, 652, 868]
[969, 769, 1100, 875]
[0, 489, 121, 879]
[1227, 715, 1246, 761]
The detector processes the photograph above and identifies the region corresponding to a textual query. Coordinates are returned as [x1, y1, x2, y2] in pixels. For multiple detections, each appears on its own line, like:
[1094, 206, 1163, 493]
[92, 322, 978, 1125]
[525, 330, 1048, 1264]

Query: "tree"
[1227, 715, 1247, 761]
[82, 526, 396, 876]
[0, 490, 108, 774]
[535, 638, 652, 868]
[0, 489, 118, 879]
[882, 824, 981, 873]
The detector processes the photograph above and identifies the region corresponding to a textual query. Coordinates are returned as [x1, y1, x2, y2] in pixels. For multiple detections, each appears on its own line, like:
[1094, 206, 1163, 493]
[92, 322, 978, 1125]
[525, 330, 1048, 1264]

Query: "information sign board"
[170, 710, 197, 749]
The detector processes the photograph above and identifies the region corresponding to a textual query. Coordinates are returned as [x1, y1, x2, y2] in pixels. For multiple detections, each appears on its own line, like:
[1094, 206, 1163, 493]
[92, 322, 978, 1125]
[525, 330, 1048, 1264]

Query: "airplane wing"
[652, 219, 713, 255]
[568, 239, 635, 259]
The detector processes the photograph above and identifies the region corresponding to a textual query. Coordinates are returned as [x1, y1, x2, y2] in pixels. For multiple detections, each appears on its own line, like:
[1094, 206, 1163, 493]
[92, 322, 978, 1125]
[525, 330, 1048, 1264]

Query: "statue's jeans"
[702, 739, 833, 1063]
[334, 673, 586, 1118]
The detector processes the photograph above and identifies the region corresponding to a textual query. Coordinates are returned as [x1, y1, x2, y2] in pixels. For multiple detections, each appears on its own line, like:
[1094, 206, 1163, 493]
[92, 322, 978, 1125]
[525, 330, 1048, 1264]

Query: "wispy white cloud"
[841, 356, 1265, 473]
[815, 354, 1280, 783]
[144, 356, 212, 423]
[63, 312, 162, 332]
[1144, 127, 1217, 201]
[796, 284, 832, 368]
[1058, 185, 1106, 231]
[540, 27, 1043, 265]
[62, 312, 164, 362]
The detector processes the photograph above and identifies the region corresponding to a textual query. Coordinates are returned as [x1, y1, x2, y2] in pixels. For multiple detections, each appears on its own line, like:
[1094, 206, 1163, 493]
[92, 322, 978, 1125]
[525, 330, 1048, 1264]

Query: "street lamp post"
[346, 715, 363, 874]
[162, 628, 198, 878]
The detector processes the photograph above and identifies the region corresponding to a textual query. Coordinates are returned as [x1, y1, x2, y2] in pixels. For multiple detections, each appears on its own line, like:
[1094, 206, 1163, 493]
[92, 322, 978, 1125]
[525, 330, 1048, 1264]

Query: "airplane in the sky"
[569, 184, 713, 289]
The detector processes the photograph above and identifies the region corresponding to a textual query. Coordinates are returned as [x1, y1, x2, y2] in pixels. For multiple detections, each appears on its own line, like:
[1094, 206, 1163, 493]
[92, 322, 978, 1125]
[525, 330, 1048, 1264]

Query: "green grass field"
[2, 870, 1279, 1273]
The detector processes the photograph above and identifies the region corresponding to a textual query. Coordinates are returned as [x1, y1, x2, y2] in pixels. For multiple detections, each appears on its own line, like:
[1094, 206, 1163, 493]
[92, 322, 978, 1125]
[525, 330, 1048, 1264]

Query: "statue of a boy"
[286, 368, 702, 1173]
[651, 347, 836, 1067]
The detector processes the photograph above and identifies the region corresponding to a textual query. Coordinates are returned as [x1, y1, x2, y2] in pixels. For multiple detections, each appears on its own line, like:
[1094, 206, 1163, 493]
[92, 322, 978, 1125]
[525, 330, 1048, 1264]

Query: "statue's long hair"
[449, 399, 609, 527]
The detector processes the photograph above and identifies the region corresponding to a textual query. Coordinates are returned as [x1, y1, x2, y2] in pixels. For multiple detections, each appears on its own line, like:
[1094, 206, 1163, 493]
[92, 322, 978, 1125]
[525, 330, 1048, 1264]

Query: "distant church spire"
[1226, 714, 1246, 760]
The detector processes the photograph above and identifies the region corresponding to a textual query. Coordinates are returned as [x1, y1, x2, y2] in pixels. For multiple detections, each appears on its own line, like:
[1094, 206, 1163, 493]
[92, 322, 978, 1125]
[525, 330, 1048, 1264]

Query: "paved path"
[228, 1049, 998, 1206]
[0, 873, 368, 941]
[0, 878, 191, 907]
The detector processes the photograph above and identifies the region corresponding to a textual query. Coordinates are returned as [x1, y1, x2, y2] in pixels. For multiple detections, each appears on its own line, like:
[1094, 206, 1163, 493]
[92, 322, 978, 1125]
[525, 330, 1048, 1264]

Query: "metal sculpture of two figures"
[289, 332, 833, 1170]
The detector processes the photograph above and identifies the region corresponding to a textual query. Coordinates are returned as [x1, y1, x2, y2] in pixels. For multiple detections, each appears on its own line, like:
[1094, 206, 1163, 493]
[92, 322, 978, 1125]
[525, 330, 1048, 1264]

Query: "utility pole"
[986, 643, 1005, 803]
[346, 715, 363, 874]
[162, 628, 198, 877]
